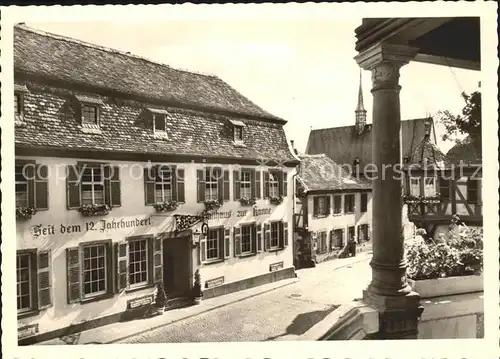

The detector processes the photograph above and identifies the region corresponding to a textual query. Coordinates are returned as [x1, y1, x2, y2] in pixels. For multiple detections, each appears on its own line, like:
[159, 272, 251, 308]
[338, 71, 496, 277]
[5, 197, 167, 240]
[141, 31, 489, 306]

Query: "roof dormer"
[229, 119, 246, 146]
[75, 94, 104, 134]
[14, 84, 29, 127]
[148, 108, 170, 140]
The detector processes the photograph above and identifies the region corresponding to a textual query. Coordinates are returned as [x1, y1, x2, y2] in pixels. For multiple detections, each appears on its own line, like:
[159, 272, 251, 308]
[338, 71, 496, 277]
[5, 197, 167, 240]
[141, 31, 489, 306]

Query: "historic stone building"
[14, 24, 298, 344]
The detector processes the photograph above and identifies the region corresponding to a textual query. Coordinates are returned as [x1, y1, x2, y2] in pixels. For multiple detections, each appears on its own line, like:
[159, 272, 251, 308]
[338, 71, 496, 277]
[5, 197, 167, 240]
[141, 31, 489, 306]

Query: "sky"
[27, 20, 480, 153]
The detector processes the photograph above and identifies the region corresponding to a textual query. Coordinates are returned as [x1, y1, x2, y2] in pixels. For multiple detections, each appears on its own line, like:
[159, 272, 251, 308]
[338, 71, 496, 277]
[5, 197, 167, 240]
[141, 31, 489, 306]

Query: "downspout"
[290, 140, 301, 269]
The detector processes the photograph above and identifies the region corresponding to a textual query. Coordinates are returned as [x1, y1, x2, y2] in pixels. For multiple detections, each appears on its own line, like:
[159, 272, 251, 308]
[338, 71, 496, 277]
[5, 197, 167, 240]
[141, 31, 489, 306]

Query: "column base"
[363, 289, 424, 339]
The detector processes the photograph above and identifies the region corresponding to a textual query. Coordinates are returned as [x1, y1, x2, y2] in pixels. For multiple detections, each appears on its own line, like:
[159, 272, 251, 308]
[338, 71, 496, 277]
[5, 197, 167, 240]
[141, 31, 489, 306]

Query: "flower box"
[153, 201, 179, 212]
[408, 274, 483, 299]
[204, 198, 223, 211]
[239, 197, 256, 206]
[269, 196, 283, 205]
[16, 206, 36, 220]
[79, 204, 110, 217]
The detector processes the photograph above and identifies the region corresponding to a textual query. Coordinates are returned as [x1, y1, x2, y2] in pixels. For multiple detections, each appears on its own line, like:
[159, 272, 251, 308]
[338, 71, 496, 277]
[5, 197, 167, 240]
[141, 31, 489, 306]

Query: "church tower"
[355, 69, 367, 135]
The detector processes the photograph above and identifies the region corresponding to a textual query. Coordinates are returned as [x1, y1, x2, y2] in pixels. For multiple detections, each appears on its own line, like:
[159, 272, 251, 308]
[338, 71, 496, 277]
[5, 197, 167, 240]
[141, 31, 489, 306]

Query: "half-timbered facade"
[14, 25, 298, 344]
[293, 154, 373, 268]
[403, 124, 483, 240]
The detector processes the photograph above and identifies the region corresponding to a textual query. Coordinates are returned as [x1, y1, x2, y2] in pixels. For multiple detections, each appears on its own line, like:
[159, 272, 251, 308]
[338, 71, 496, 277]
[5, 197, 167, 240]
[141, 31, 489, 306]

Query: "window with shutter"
[269, 172, 280, 198]
[330, 229, 344, 249]
[333, 195, 342, 214]
[81, 166, 105, 206]
[344, 194, 355, 213]
[15, 163, 30, 208]
[439, 177, 450, 200]
[17, 250, 37, 314]
[104, 165, 121, 208]
[240, 224, 253, 254]
[206, 228, 223, 261]
[360, 193, 368, 213]
[82, 243, 108, 299]
[467, 178, 479, 203]
[128, 239, 148, 288]
[240, 170, 252, 199]
[37, 250, 52, 309]
[155, 165, 173, 203]
[255, 170, 261, 199]
[205, 168, 219, 201]
[270, 222, 280, 249]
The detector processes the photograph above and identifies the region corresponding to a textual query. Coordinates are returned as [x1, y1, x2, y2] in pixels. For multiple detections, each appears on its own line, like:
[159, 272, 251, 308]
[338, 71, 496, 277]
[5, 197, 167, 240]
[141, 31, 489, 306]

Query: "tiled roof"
[14, 25, 282, 122]
[14, 81, 297, 163]
[409, 136, 448, 168]
[446, 135, 482, 165]
[305, 118, 435, 169]
[297, 154, 371, 192]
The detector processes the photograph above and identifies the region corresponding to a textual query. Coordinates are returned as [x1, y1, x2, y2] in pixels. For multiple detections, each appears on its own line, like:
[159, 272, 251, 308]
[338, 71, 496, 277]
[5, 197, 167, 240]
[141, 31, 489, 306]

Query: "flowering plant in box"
[16, 206, 36, 220]
[153, 200, 179, 212]
[405, 223, 483, 280]
[269, 196, 283, 205]
[204, 198, 223, 211]
[239, 196, 256, 206]
[79, 203, 110, 217]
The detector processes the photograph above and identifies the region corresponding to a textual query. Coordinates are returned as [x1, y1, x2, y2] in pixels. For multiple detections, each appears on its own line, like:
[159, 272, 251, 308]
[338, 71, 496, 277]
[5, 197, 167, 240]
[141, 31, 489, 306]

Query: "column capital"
[354, 42, 419, 71]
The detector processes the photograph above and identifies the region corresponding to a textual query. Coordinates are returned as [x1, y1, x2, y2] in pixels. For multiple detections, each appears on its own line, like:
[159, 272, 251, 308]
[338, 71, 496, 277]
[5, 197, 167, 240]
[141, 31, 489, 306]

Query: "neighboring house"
[14, 25, 298, 344]
[402, 126, 483, 240]
[293, 153, 372, 268]
[304, 74, 436, 241]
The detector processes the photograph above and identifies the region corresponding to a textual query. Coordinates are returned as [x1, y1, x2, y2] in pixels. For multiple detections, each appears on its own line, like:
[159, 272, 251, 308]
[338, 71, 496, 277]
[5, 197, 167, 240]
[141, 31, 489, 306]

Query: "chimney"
[355, 69, 367, 135]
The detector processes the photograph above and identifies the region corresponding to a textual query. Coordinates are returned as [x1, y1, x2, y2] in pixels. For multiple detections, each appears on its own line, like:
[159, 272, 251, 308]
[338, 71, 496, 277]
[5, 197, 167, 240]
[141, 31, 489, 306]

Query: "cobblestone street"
[117, 254, 371, 343]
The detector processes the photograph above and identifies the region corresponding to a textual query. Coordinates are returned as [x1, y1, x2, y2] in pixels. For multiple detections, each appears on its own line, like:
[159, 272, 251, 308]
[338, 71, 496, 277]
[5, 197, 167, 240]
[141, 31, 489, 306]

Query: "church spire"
[355, 69, 367, 135]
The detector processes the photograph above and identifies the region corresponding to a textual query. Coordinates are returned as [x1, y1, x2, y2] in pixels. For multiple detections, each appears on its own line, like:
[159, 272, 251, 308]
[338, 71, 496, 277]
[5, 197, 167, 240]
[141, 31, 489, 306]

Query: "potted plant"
[16, 206, 36, 220]
[405, 221, 483, 299]
[239, 196, 256, 206]
[269, 195, 283, 205]
[154, 282, 168, 314]
[192, 269, 203, 305]
[204, 198, 223, 211]
[153, 200, 179, 212]
[79, 203, 110, 217]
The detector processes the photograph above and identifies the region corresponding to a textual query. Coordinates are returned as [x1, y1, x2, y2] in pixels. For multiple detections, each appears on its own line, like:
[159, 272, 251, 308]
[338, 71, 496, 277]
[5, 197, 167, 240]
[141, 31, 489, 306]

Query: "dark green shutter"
[256, 224, 263, 252]
[25, 163, 35, 208]
[116, 242, 129, 291]
[224, 228, 231, 258]
[66, 247, 80, 303]
[171, 165, 178, 201]
[218, 228, 225, 260]
[283, 221, 289, 248]
[313, 197, 319, 217]
[264, 172, 270, 198]
[282, 171, 288, 197]
[250, 169, 256, 198]
[197, 169, 205, 203]
[144, 165, 156, 205]
[110, 166, 121, 207]
[278, 222, 284, 248]
[35, 164, 49, 210]
[223, 170, 230, 201]
[234, 227, 241, 257]
[264, 223, 271, 250]
[233, 170, 240, 200]
[153, 237, 163, 283]
[251, 224, 257, 253]
[177, 169, 185, 203]
[326, 196, 331, 216]
[255, 171, 261, 199]
[38, 250, 52, 309]
[67, 165, 81, 209]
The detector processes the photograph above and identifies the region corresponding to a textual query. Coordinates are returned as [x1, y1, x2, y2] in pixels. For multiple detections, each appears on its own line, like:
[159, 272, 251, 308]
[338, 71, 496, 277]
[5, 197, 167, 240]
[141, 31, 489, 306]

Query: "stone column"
[354, 43, 423, 339]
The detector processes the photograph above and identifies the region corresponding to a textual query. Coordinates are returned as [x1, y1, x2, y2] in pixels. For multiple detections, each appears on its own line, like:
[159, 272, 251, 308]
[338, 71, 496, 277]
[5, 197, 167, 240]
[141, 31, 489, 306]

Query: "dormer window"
[234, 126, 243, 141]
[75, 94, 104, 131]
[154, 114, 167, 132]
[15, 93, 22, 115]
[82, 105, 98, 125]
[229, 119, 246, 144]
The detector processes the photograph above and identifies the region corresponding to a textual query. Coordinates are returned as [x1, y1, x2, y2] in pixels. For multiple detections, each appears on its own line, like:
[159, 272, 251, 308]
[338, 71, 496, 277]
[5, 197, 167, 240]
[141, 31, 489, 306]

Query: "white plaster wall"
[16, 155, 296, 335]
